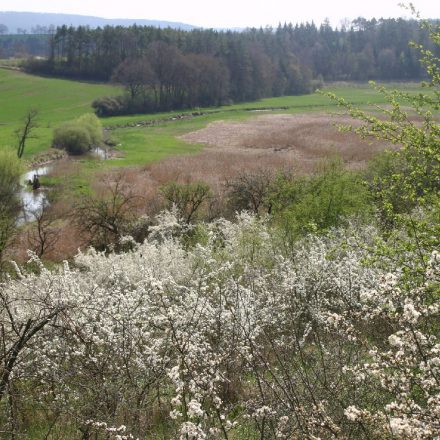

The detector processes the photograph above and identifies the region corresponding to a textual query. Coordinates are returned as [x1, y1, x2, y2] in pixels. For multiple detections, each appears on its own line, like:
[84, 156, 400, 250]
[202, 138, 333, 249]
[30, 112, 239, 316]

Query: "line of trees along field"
[0, 34, 49, 59]
[21, 18, 438, 113]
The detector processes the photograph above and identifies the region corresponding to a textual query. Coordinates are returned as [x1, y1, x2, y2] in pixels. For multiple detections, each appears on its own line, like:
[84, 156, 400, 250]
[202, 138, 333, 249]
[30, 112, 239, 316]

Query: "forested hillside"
[0, 11, 196, 34]
[20, 18, 438, 112]
[26, 18, 438, 82]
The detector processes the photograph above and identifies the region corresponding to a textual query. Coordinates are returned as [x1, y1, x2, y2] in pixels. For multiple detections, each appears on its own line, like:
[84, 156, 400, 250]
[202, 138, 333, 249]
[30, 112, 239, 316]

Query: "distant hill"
[0, 11, 197, 34]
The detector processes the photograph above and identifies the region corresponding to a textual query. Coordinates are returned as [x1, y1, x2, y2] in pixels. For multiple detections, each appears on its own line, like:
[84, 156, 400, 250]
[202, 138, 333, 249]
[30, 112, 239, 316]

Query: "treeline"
[0, 34, 49, 58]
[92, 45, 238, 114]
[26, 18, 438, 81]
[21, 18, 438, 112]
[26, 25, 317, 111]
[291, 17, 435, 80]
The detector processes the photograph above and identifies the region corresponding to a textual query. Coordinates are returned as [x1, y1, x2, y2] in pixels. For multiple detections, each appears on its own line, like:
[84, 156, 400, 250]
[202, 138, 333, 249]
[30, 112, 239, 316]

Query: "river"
[17, 165, 52, 225]
[17, 147, 109, 225]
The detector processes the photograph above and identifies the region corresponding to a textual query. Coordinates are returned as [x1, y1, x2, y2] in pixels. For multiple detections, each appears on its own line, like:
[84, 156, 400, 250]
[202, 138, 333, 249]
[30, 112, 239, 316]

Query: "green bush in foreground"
[0, 149, 23, 208]
[269, 158, 371, 243]
[52, 114, 103, 155]
[77, 113, 104, 146]
[0, 149, 23, 270]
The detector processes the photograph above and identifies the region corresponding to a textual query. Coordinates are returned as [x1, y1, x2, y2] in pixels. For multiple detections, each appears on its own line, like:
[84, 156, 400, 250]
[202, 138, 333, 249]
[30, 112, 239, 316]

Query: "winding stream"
[17, 147, 109, 225]
[17, 165, 52, 225]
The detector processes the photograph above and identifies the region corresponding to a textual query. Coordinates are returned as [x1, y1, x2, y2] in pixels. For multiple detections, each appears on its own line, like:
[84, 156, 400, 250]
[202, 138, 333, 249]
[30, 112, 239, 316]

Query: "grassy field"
[1, 69, 433, 264]
[103, 81, 427, 127]
[104, 81, 428, 166]
[0, 68, 121, 157]
[0, 67, 428, 168]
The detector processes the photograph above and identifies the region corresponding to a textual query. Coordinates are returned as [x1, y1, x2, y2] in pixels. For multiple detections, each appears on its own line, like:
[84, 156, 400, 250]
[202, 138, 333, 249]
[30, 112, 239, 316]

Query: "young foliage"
[325, 19, 439, 222]
[0, 150, 23, 270]
[269, 158, 370, 243]
[325, 17, 440, 280]
[53, 113, 103, 155]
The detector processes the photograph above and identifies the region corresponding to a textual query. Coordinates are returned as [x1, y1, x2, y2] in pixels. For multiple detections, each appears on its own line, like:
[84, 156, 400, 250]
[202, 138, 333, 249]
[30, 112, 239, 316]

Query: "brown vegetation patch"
[180, 113, 389, 172]
[10, 113, 392, 262]
[109, 112, 391, 222]
[133, 112, 392, 210]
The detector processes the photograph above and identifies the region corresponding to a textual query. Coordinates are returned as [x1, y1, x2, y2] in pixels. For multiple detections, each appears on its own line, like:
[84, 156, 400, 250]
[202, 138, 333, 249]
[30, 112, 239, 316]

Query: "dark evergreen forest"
[17, 18, 438, 113]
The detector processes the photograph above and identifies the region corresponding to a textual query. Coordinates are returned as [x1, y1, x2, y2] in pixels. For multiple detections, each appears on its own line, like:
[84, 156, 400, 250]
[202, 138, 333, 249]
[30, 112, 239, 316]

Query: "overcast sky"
[1, 0, 438, 28]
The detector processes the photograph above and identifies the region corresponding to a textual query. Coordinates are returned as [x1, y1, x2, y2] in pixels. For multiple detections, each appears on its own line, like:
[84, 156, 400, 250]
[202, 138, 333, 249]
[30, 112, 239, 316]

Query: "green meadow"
[0, 68, 121, 157]
[0, 67, 428, 168]
[101, 81, 429, 166]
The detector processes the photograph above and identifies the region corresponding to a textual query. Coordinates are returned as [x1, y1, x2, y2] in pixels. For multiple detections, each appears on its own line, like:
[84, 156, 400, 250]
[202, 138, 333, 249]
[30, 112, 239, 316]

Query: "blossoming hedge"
[0, 212, 438, 439]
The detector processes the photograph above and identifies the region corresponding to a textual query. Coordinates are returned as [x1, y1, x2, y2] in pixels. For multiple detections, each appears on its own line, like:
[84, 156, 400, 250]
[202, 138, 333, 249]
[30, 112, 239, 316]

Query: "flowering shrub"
[1, 14, 438, 439]
[0, 211, 438, 438]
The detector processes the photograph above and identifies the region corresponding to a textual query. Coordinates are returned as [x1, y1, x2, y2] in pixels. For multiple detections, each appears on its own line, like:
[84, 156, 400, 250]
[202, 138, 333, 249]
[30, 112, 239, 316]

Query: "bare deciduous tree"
[74, 174, 139, 250]
[111, 57, 157, 100]
[225, 168, 274, 215]
[16, 109, 39, 159]
[28, 202, 60, 258]
[160, 181, 212, 223]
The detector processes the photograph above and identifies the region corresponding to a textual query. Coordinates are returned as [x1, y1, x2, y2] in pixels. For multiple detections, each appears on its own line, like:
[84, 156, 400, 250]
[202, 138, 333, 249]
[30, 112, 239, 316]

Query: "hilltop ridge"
[0, 11, 197, 33]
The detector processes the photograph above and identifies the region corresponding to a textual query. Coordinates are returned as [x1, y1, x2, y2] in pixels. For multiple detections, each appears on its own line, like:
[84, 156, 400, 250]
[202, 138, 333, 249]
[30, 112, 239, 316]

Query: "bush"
[269, 158, 371, 240]
[77, 114, 103, 145]
[92, 94, 156, 117]
[0, 150, 23, 270]
[53, 114, 103, 155]
[73, 175, 138, 251]
[92, 95, 126, 117]
[1, 212, 438, 438]
[225, 169, 274, 215]
[0, 150, 23, 209]
[53, 122, 92, 155]
[160, 181, 212, 223]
